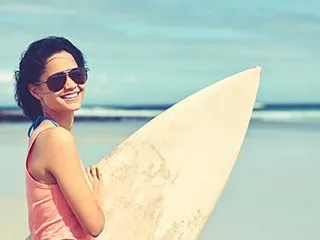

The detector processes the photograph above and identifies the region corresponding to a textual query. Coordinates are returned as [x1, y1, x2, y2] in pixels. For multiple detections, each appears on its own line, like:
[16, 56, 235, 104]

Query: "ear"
[28, 83, 42, 101]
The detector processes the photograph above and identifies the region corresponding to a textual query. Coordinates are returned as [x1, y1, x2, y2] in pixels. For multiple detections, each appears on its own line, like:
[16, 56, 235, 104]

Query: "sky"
[0, 0, 320, 106]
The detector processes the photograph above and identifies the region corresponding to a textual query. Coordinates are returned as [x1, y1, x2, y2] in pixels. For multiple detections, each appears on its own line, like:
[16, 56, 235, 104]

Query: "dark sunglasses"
[34, 67, 88, 92]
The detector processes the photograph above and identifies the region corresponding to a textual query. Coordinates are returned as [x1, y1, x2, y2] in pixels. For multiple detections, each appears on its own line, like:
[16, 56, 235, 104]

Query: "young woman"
[14, 36, 105, 239]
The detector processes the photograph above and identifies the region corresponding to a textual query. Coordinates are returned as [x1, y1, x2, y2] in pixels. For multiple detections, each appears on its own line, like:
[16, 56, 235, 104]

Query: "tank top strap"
[28, 115, 59, 138]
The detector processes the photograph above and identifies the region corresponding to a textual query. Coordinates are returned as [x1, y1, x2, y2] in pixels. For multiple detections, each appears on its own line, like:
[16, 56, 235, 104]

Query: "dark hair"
[14, 36, 87, 121]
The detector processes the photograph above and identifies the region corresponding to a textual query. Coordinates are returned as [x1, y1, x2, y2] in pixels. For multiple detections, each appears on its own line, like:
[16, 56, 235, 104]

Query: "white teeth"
[62, 93, 78, 99]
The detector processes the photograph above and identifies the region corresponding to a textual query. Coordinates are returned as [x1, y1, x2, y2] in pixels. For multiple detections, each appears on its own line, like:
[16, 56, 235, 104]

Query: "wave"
[1, 103, 320, 123]
[76, 103, 320, 123]
[75, 107, 162, 119]
[252, 110, 320, 122]
[78, 107, 320, 123]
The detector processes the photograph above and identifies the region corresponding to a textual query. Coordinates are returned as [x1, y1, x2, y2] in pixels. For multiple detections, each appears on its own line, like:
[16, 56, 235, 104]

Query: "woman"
[14, 36, 105, 239]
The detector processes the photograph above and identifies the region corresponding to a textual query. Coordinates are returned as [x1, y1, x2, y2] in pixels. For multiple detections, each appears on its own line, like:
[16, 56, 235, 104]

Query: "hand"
[86, 165, 104, 208]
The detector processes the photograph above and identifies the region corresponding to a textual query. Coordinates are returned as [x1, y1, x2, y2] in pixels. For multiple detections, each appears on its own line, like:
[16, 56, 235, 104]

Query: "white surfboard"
[96, 67, 261, 240]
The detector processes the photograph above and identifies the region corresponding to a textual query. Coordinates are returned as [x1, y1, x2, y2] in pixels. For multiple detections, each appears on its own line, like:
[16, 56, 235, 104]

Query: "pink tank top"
[26, 125, 94, 240]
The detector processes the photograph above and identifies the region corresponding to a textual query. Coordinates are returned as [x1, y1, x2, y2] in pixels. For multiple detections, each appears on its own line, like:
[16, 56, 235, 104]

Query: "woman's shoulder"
[37, 125, 74, 143]
[33, 125, 76, 158]
[33, 125, 79, 172]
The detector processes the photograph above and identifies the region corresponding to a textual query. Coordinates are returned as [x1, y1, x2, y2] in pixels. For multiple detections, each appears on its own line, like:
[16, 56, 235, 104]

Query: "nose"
[64, 75, 77, 90]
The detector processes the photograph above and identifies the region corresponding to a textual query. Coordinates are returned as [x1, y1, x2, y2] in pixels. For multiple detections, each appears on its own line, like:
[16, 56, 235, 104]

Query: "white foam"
[252, 110, 320, 122]
[75, 107, 163, 118]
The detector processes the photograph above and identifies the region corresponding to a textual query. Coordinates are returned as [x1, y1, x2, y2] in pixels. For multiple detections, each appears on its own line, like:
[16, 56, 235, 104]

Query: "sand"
[0, 197, 29, 239]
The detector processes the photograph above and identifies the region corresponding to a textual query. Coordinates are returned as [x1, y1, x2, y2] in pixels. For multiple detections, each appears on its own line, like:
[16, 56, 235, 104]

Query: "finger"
[93, 166, 100, 180]
[86, 167, 93, 181]
[96, 166, 103, 181]
[89, 165, 94, 176]
[90, 165, 97, 178]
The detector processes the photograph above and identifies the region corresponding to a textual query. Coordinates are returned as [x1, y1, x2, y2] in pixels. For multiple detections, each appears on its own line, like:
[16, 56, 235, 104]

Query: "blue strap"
[28, 115, 58, 137]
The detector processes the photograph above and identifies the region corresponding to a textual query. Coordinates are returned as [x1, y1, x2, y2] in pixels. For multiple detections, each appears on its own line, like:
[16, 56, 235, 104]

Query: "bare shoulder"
[34, 126, 78, 170]
[37, 126, 74, 145]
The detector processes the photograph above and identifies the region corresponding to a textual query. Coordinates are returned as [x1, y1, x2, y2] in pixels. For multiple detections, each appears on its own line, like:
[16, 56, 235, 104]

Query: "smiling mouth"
[61, 92, 80, 100]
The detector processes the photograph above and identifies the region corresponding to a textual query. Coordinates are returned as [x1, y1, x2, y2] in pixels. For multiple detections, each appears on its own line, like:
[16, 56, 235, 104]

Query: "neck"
[43, 109, 75, 131]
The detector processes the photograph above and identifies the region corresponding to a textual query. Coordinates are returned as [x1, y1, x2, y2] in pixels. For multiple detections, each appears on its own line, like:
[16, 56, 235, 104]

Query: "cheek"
[37, 86, 54, 99]
[79, 84, 85, 91]
[41, 92, 61, 106]
[79, 85, 86, 96]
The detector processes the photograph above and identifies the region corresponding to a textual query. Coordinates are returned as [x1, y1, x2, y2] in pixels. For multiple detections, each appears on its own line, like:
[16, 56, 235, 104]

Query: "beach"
[1, 0, 320, 238]
[1, 119, 320, 239]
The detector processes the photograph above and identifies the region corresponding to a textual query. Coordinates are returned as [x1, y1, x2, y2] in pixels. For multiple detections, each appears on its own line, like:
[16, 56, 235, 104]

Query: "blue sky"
[0, 0, 320, 106]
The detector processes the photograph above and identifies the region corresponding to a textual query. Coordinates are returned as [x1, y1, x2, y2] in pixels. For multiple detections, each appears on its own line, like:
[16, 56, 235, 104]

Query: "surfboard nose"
[218, 66, 261, 104]
[244, 66, 261, 100]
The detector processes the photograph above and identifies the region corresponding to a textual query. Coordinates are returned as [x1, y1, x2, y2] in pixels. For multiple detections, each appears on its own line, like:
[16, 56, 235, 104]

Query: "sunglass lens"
[70, 68, 87, 84]
[47, 73, 67, 92]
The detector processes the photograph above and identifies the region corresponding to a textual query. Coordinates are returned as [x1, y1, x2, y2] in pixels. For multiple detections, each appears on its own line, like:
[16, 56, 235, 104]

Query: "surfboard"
[96, 67, 261, 240]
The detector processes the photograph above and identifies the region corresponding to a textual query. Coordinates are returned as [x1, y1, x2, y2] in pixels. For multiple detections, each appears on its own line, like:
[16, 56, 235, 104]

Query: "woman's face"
[30, 51, 86, 115]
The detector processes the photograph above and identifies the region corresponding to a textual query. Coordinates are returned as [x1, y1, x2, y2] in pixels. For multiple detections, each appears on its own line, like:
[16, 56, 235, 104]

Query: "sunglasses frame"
[33, 67, 88, 92]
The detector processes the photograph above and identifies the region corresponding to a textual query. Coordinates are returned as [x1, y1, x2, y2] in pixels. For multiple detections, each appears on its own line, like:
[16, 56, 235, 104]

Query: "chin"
[64, 102, 83, 112]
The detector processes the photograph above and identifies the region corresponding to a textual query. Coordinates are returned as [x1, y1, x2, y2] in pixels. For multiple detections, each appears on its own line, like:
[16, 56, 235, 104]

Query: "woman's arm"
[37, 127, 105, 237]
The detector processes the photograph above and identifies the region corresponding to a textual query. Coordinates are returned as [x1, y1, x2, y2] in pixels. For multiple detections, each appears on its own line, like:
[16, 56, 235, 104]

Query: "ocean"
[1, 104, 320, 239]
[2, 102, 320, 123]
